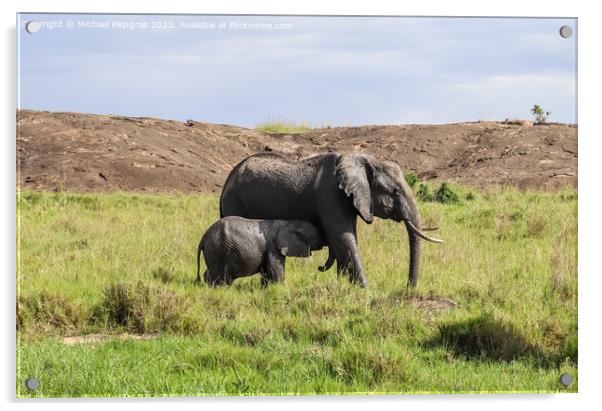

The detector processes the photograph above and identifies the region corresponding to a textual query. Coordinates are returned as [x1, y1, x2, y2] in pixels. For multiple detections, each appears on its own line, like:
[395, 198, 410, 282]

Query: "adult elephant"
[219, 152, 442, 287]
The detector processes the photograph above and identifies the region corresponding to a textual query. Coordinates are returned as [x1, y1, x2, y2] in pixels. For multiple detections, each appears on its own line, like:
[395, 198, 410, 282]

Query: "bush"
[91, 282, 195, 334]
[18, 292, 85, 332]
[404, 171, 419, 189]
[435, 183, 460, 204]
[417, 182, 461, 204]
[531, 104, 551, 124]
[416, 184, 434, 202]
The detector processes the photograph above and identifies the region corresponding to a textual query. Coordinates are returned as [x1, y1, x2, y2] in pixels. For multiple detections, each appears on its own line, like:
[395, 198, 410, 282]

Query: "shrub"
[416, 183, 434, 202]
[531, 104, 551, 124]
[93, 283, 146, 331]
[92, 282, 192, 334]
[18, 292, 85, 332]
[418, 182, 461, 204]
[435, 183, 460, 204]
[404, 171, 419, 189]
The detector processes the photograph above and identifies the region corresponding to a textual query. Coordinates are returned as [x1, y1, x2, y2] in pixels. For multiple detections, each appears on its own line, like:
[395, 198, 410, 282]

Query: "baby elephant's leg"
[263, 251, 286, 285]
[223, 266, 235, 285]
[205, 263, 232, 287]
[260, 267, 270, 288]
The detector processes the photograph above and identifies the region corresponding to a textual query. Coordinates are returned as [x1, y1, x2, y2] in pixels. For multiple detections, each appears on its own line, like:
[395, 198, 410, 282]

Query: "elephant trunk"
[407, 228, 421, 288]
[403, 214, 442, 288]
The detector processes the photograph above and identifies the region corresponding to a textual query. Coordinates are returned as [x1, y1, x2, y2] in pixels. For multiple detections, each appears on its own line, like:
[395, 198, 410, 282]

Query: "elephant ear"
[335, 154, 374, 224]
[275, 229, 311, 257]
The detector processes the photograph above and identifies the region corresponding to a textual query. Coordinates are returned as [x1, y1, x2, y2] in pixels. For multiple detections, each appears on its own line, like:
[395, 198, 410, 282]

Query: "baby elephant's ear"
[276, 229, 311, 258]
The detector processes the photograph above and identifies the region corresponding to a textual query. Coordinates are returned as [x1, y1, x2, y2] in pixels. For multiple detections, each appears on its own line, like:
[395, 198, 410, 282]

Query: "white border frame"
[4, 1, 599, 410]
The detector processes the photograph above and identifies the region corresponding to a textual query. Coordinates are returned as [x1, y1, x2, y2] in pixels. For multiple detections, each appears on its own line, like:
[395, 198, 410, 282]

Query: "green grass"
[16, 187, 577, 396]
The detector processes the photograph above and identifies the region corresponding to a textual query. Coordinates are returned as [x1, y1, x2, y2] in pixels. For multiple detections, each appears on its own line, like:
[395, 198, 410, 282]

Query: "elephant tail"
[318, 245, 336, 272]
[196, 236, 205, 284]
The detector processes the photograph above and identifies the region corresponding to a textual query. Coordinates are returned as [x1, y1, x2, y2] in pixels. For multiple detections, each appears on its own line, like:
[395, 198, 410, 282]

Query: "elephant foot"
[407, 277, 418, 288]
[348, 273, 368, 288]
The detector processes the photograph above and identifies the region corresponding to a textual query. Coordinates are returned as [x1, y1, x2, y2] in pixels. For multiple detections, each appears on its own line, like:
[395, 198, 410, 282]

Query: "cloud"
[18, 14, 577, 126]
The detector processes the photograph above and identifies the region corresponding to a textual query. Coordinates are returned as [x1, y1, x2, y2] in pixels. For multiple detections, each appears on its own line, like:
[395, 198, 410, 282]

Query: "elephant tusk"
[405, 220, 444, 243]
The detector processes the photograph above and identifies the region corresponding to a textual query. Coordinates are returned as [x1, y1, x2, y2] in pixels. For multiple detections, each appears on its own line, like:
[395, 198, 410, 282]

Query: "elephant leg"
[204, 259, 228, 286]
[322, 217, 368, 287]
[206, 271, 225, 287]
[335, 233, 368, 287]
[221, 265, 234, 286]
[260, 271, 269, 287]
[259, 266, 271, 287]
[263, 251, 286, 284]
[197, 269, 208, 285]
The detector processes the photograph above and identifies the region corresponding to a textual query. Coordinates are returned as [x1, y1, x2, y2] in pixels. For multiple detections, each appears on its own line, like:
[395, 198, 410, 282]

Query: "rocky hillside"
[16, 110, 577, 193]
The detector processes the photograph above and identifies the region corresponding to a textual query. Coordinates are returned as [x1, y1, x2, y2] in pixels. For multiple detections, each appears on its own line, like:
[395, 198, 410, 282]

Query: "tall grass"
[16, 187, 577, 396]
[255, 118, 312, 134]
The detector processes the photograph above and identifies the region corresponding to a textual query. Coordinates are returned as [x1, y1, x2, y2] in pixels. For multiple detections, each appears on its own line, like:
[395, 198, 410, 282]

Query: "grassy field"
[16, 186, 577, 397]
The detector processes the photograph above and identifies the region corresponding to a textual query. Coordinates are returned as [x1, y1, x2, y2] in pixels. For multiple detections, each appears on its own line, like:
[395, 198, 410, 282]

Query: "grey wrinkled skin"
[196, 216, 324, 287]
[220, 152, 442, 288]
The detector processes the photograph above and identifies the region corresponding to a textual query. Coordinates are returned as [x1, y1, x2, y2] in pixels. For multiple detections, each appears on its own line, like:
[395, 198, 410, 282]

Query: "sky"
[17, 14, 577, 127]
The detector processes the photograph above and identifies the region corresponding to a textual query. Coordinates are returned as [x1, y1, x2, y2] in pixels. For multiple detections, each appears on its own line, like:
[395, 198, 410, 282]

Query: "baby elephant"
[196, 216, 324, 286]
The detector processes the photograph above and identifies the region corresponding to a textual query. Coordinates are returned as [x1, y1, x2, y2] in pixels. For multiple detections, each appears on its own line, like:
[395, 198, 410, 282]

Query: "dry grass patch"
[61, 333, 156, 345]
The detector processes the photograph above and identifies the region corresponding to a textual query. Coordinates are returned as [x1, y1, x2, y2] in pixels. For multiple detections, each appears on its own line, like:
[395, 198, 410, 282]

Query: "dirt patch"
[61, 333, 156, 345]
[407, 296, 458, 314]
[17, 110, 577, 193]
